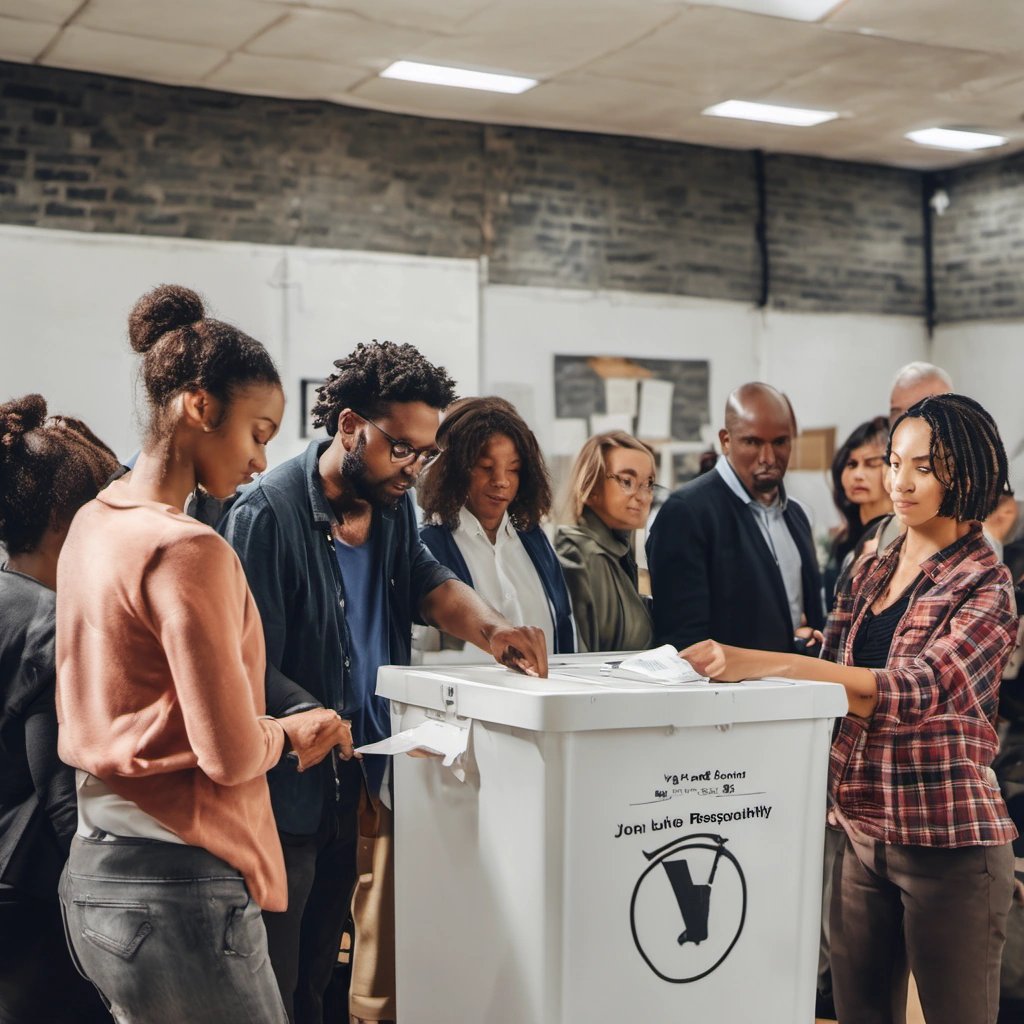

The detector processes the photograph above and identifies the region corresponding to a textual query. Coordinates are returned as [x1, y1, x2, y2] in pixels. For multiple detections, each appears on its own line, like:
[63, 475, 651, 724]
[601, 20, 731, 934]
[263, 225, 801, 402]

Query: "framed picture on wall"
[300, 378, 325, 439]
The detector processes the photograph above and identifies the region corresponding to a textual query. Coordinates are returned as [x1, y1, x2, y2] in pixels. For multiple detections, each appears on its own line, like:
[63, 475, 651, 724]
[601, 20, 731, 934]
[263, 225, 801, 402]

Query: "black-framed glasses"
[606, 473, 658, 497]
[357, 414, 440, 467]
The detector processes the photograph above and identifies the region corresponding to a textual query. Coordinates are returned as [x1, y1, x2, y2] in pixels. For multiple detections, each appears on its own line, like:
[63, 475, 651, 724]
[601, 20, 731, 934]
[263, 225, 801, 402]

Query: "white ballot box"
[376, 655, 848, 1024]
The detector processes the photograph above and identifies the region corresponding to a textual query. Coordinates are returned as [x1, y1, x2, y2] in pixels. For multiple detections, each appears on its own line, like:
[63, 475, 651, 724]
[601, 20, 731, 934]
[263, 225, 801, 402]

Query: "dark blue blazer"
[420, 522, 576, 655]
[646, 470, 825, 653]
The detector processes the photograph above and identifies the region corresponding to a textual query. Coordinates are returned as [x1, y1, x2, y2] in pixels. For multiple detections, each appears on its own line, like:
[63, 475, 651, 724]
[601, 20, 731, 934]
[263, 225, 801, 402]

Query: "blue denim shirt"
[219, 440, 456, 835]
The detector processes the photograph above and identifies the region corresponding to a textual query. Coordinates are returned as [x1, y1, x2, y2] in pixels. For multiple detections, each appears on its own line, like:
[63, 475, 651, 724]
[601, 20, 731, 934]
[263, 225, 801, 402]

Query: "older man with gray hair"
[889, 361, 953, 426]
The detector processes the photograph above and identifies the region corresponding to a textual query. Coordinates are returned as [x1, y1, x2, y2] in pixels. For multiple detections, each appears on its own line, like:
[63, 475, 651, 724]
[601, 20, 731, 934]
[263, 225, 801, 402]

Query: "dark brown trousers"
[831, 829, 1013, 1024]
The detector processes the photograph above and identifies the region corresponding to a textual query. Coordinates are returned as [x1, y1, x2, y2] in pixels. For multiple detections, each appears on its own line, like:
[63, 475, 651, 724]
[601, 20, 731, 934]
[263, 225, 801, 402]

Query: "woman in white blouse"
[415, 397, 575, 661]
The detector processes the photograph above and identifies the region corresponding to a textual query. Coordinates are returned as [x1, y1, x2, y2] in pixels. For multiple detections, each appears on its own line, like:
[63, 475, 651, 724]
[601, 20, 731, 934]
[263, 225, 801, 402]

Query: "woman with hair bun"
[555, 431, 656, 652]
[0, 395, 118, 1023]
[56, 285, 352, 1023]
[683, 394, 1017, 1024]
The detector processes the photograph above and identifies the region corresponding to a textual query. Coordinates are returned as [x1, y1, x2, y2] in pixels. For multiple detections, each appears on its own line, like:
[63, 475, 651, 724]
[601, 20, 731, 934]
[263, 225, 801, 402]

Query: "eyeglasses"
[607, 473, 657, 497]
[357, 414, 440, 467]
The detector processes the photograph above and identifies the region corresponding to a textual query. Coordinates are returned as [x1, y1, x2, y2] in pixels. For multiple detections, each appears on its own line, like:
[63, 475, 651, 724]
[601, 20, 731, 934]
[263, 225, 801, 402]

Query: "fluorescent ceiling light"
[702, 99, 838, 127]
[691, 0, 845, 21]
[905, 128, 1007, 152]
[379, 61, 537, 95]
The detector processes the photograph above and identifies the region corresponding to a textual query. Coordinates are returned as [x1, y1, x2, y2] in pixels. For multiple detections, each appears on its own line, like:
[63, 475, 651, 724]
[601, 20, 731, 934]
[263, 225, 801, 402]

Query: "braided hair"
[0, 394, 120, 555]
[890, 393, 1009, 522]
[418, 396, 552, 532]
[128, 284, 280, 443]
[311, 341, 457, 437]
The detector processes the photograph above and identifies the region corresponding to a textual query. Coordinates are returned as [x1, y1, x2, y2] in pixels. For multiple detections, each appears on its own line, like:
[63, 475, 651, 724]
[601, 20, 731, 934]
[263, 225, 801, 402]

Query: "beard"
[751, 474, 780, 494]
[341, 435, 404, 509]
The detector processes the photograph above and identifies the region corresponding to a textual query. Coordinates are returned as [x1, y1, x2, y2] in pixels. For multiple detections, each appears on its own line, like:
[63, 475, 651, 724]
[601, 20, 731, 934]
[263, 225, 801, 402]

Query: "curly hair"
[830, 415, 890, 545]
[418, 396, 552, 532]
[0, 394, 120, 555]
[312, 341, 458, 437]
[561, 431, 655, 523]
[128, 284, 280, 443]
[890, 393, 1009, 522]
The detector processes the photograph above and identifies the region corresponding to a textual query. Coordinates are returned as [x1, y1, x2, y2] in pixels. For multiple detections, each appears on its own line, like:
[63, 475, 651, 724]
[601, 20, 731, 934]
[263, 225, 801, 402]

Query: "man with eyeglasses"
[646, 381, 825, 655]
[220, 341, 547, 1024]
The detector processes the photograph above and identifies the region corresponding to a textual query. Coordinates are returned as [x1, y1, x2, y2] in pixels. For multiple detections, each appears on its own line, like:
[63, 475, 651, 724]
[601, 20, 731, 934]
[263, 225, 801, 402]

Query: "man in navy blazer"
[647, 382, 825, 653]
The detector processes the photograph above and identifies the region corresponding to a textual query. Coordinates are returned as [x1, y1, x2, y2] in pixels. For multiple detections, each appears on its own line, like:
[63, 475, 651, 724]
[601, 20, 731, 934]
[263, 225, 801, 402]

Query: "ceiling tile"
[207, 52, 368, 98]
[245, 7, 436, 68]
[256, 0, 492, 33]
[827, 0, 1024, 55]
[45, 25, 226, 82]
[406, 0, 676, 78]
[0, 0, 80, 24]
[0, 16, 60, 60]
[76, 0, 288, 50]
[584, 6, 853, 95]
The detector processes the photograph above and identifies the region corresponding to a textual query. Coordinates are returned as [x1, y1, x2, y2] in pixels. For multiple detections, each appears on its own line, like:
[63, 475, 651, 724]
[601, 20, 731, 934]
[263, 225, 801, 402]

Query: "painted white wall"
[278, 246, 479, 463]
[0, 225, 284, 461]
[0, 225, 479, 465]
[933, 320, 1024, 493]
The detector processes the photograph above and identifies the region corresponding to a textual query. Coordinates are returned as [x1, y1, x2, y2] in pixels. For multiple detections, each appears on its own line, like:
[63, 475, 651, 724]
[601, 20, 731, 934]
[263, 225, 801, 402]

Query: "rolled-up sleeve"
[871, 579, 1017, 727]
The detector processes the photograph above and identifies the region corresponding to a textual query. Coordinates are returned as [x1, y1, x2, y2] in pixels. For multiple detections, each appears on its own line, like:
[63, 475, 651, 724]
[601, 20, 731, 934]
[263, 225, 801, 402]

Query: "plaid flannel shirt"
[823, 523, 1018, 847]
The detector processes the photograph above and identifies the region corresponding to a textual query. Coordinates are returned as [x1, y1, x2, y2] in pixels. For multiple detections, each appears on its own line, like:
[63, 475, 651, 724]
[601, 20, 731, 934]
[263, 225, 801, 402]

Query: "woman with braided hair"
[0, 394, 118, 1023]
[683, 393, 1016, 1024]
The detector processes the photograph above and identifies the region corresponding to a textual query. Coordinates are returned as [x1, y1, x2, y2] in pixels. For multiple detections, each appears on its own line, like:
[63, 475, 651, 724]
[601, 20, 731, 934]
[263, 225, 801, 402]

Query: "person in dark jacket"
[555, 430, 655, 653]
[646, 382, 825, 653]
[0, 394, 118, 1023]
[416, 396, 575, 659]
[220, 348, 547, 1024]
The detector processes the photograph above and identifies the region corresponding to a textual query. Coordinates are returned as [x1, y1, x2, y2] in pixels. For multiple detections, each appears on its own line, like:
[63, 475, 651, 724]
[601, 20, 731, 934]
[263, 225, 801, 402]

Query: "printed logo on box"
[630, 833, 746, 983]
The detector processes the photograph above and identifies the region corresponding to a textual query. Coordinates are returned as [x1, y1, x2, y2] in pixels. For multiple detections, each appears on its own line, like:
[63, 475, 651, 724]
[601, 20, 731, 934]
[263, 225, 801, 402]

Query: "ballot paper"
[356, 719, 470, 767]
[601, 644, 708, 685]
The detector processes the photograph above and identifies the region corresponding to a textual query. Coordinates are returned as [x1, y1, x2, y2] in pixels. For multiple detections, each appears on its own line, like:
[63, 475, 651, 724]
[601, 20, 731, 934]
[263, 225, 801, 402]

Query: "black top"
[851, 574, 929, 669]
[0, 566, 77, 900]
[646, 470, 825, 653]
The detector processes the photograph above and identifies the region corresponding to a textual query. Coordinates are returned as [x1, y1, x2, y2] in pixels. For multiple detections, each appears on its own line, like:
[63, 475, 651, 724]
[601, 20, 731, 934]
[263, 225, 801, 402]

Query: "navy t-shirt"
[335, 534, 391, 793]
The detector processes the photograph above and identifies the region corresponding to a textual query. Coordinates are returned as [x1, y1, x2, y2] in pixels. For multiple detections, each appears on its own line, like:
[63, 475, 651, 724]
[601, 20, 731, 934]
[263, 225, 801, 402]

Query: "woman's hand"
[681, 640, 735, 681]
[277, 709, 356, 772]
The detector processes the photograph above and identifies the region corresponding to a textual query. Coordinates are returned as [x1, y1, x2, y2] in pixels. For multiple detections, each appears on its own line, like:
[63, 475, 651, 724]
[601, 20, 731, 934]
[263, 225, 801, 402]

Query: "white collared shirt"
[411, 508, 557, 664]
[715, 456, 804, 631]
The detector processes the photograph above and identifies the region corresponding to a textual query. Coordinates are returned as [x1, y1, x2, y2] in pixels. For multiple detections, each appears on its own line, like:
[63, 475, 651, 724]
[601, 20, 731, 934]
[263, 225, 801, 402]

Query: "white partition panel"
[0, 226, 479, 465]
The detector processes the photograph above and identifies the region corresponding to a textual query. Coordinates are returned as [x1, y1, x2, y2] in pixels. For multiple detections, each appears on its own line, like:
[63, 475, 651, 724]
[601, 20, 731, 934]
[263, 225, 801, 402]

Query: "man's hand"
[487, 624, 548, 678]
[793, 625, 825, 653]
[277, 709, 356, 772]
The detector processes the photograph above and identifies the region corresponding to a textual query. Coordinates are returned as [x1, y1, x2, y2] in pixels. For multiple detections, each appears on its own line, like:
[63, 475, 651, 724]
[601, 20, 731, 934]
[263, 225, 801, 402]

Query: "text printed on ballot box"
[614, 803, 772, 838]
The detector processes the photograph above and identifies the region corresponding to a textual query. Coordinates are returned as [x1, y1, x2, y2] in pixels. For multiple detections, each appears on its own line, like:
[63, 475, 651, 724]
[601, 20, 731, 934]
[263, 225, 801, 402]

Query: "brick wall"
[766, 155, 924, 317]
[932, 152, 1024, 323]
[0, 60, 928, 317]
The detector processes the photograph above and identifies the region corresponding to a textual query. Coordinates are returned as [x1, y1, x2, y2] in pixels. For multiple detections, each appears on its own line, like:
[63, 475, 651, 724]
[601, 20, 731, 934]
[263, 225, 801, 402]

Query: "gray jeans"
[59, 834, 288, 1024]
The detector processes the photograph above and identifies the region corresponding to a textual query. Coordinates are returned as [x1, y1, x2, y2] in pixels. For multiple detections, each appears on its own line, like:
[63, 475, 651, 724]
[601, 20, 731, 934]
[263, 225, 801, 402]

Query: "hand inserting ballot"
[278, 708, 357, 772]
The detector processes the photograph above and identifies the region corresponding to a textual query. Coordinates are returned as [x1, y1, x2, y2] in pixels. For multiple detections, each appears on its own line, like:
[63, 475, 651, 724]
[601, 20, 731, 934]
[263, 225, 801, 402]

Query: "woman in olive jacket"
[555, 431, 656, 653]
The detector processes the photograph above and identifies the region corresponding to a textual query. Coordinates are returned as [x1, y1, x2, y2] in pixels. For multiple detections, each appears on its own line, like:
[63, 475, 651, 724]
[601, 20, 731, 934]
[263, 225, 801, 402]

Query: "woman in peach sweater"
[56, 285, 352, 1024]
